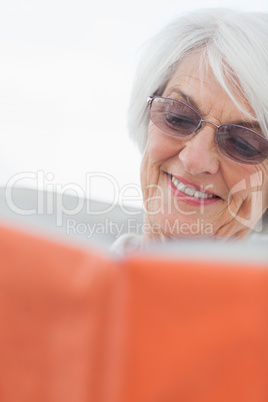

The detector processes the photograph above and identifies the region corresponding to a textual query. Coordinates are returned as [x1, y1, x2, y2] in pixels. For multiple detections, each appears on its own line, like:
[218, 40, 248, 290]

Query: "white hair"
[128, 9, 268, 153]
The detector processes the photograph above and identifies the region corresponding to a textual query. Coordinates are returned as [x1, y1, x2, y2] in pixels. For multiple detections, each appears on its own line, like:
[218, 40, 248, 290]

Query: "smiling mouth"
[170, 174, 218, 200]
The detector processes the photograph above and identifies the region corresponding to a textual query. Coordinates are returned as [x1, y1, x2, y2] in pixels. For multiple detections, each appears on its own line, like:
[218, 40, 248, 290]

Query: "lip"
[167, 173, 220, 205]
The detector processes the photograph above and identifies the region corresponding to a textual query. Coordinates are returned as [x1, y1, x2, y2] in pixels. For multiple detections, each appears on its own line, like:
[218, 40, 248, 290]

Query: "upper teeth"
[171, 176, 215, 199]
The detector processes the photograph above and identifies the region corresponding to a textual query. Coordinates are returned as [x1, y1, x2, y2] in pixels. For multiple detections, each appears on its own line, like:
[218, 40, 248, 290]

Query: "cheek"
[140, 127, 174, 203]
[225, 162, 268, 219]
[145, 125, 181, 164]
[263, 181, 268, 211]
[140, 126, 180, 191]
[257, 160, 268, 210]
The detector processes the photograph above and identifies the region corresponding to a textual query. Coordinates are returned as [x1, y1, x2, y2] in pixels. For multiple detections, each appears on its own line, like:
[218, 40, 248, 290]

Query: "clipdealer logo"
[4, 170, 266, 234]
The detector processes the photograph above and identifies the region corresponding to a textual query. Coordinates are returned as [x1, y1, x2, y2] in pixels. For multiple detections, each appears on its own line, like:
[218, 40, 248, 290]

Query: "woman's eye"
[233, 137, 258, 157]
[165, 114, 195, 130]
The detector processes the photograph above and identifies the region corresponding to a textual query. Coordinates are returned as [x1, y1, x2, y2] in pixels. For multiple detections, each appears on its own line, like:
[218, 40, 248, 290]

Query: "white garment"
[110, 234, 142, 257]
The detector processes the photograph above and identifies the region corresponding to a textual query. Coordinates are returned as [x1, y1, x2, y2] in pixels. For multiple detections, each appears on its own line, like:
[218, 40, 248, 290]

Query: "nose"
[178, 124, 220, 175]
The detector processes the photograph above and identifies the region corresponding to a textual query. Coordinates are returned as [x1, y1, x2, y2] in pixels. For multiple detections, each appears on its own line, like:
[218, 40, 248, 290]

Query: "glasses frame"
[147, 96, 268, 165]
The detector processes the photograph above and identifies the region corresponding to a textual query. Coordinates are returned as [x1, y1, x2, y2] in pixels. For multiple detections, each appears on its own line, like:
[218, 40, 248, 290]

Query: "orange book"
[0, 223, 267, 402]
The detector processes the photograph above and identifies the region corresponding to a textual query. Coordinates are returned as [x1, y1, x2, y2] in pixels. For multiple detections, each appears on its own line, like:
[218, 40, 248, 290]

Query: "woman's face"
[140, 54, 268, 240]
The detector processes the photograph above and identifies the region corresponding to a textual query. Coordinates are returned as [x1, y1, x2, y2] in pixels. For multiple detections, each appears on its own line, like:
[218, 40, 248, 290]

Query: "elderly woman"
[114, 9, 268, 253]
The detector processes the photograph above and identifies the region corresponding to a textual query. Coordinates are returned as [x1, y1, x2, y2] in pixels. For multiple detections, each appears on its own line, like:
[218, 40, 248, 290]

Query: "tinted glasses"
[147, 96, 268, 165]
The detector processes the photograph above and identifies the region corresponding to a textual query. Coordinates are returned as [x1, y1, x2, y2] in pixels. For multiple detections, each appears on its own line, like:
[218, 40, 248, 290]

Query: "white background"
[1, 0, 268, 207]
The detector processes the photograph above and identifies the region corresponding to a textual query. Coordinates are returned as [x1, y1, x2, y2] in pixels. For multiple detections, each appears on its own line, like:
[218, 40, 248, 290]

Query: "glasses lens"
[217, 125, 268, 164]
[150, 97, 201, 137]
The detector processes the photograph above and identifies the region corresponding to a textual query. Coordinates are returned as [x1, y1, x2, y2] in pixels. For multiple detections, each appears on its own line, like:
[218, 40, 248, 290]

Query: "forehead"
[165, 53, 229, 101]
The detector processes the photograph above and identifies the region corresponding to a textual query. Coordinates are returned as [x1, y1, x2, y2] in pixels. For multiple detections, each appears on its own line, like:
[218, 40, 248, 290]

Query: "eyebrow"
[167, 88, 262, 132]
[168, 88, 200, 111]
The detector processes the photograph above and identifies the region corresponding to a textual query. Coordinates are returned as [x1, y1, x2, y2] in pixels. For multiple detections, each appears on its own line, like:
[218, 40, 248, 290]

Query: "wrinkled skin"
[140, 54, 268, 241]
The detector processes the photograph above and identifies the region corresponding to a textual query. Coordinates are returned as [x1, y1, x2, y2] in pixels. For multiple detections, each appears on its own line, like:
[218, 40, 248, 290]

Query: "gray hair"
[128, 9, 268, 153]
